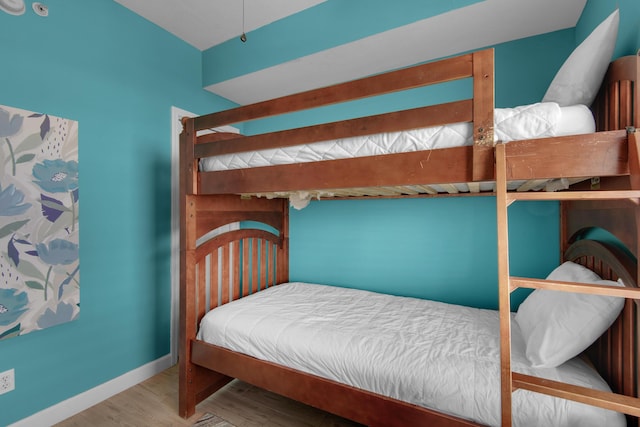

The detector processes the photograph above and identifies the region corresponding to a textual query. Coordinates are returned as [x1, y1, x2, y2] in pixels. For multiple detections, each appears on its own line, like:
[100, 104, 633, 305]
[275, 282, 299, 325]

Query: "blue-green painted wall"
[577, 0, 640, 58]
[1, 0, 639, 425]
[0, 1, 235, 424]
[290, 197, 558, 310]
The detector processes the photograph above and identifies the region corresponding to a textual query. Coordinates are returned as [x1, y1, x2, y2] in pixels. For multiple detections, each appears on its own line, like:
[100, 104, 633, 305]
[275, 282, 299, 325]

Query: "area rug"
[192, 412, 236, 427]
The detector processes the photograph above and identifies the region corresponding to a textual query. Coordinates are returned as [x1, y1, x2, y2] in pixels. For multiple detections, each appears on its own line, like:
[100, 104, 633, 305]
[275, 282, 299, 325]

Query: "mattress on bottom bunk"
[199, 102, 594, 172]
[197, 282, 625, 427]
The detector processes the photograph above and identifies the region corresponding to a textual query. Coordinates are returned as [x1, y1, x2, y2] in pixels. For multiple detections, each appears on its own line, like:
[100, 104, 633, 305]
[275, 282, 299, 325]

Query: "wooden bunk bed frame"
[179, 49, 640, 426]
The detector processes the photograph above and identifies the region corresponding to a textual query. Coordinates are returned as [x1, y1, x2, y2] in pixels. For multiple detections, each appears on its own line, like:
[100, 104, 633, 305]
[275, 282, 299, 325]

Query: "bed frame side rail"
[187, 49, 494, 195]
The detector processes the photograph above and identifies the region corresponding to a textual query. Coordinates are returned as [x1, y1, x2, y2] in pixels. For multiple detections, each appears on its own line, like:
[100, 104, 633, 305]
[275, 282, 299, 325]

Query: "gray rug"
[192, 412, 236, 427]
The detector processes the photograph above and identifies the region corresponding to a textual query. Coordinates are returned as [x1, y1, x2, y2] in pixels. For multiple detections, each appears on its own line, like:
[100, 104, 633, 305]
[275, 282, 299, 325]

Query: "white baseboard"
[9, 354, 174, 427]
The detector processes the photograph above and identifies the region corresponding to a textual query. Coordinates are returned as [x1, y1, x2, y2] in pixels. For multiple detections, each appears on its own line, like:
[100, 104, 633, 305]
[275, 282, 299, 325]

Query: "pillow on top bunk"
[514, 261, 625, 368]
[542, 9, 619, 107]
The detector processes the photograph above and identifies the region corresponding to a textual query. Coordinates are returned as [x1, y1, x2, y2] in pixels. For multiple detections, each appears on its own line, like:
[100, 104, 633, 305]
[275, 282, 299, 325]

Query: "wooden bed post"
[629, 130, 640, 289]
[278, 199, 289, 283]
[178, 195, 197, 418]
[629, 129, 640, 190]
[472, 48, 495, 182]
[179, 120, 234, 418]
[495, 143, 513, 427]
[178, 118, 196, 417]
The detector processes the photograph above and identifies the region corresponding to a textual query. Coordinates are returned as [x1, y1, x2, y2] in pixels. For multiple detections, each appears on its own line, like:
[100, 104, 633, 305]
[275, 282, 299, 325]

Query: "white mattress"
[200, 102, 595, 172]
[198, 282, 624, 427]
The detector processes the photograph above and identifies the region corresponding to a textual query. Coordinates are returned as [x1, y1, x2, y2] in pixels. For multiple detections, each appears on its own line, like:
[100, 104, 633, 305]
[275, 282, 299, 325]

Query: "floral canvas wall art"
[0, 104, 79, 340]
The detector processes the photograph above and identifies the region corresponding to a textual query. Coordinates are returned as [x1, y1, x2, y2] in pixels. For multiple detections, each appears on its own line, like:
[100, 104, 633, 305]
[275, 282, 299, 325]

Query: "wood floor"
[55, 364, 364, 427]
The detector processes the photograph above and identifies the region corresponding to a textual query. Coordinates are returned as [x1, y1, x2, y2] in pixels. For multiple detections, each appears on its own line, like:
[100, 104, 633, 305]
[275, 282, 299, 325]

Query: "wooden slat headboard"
[565, 239, 638, 426]
[183, 195, 289, 328]
[592, 53, 640, 131]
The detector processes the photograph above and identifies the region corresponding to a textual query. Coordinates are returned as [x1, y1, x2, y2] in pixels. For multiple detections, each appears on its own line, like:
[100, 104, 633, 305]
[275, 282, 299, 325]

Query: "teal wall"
[577, 0, 640, 58]
[290, 197, 558, 310]
[0, 0, 235, 425]
[1, 0, 639, 425]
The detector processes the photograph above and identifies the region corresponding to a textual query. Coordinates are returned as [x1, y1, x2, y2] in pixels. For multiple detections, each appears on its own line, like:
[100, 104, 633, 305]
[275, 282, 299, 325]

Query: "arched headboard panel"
[561, 199, 640, 260]
[191, 194, 287, 240]
[182, 195, 289, 329]
[565, 239, 639, 426]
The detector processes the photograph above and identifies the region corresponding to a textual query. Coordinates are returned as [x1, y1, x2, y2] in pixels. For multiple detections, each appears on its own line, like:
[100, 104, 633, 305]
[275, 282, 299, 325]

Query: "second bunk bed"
[179, 45, 640, 426]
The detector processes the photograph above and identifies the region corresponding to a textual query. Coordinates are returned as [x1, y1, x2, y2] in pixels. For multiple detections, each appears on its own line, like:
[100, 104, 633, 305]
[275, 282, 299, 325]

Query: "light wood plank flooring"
[55, 364, 363, 427]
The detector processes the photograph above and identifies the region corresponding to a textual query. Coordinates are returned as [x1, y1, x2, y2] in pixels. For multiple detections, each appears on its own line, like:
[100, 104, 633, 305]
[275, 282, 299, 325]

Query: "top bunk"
[180, 48, 640, 207]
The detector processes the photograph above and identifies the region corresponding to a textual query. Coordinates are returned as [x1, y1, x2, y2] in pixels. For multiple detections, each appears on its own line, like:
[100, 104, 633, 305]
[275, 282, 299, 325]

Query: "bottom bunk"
[179, 196, 639, 426]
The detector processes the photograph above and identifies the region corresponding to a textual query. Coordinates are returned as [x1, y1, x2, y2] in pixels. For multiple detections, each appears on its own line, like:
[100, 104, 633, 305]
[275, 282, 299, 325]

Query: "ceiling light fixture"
[239, 0, 247, 43]
[0, 0, 25, 15]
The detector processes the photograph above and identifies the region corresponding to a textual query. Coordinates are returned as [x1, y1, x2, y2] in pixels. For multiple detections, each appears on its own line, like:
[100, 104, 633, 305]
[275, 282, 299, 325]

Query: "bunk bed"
[179, 45, 640, 426]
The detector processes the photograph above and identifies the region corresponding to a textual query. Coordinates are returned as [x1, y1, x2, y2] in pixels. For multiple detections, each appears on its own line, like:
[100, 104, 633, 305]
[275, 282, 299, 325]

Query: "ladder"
[495, 128, 640, 426]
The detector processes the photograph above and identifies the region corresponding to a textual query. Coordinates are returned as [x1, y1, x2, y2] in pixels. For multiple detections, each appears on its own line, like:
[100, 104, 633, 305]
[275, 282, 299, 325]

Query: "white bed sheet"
[198, 282, 624, 427]
[199, 102, 595, 172]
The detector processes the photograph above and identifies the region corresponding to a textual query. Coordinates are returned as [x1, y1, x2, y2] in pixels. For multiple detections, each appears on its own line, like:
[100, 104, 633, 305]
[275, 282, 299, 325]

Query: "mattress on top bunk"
[197, 282, 624, 427]
[199, 102, 594, 172]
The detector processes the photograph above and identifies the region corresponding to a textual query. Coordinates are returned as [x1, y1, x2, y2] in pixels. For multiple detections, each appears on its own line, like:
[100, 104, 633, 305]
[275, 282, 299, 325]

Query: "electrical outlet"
[0, 369, 15, 395]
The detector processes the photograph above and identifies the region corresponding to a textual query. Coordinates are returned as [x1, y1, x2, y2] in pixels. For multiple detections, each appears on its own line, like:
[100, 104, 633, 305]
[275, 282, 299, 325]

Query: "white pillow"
[542, 9, 619, 107]
[515, 261, 625, 368]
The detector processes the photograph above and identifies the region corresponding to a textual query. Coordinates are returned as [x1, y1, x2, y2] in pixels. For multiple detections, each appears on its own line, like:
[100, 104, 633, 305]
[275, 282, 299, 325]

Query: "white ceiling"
[113, 0, 327, 51]
[114, 0, 587, 105]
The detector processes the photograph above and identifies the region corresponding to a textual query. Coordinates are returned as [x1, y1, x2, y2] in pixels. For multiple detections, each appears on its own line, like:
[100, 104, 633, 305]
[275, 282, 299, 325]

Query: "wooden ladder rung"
[510, 277, 640, 298]
[507, 190, 640, 202]
[513, 373, 640, 417]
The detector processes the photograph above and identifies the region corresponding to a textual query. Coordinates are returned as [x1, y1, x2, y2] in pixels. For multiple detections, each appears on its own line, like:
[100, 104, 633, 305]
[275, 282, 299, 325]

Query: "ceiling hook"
[240, 0, 247, 43]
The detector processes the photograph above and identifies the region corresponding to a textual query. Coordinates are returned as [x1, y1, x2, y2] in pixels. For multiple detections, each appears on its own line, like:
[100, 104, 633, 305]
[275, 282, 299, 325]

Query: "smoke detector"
[32, 2, 47, 16]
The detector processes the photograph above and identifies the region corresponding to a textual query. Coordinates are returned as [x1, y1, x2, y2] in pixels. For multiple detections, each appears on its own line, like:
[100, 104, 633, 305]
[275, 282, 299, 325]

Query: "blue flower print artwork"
[0, 104, 79, 340]
[0, 183, 31, 216]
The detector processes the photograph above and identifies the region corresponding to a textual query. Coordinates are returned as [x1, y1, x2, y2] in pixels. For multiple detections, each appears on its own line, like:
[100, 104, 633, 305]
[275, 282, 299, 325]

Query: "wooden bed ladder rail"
[495, 130, 640, 427]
